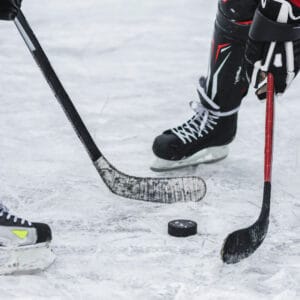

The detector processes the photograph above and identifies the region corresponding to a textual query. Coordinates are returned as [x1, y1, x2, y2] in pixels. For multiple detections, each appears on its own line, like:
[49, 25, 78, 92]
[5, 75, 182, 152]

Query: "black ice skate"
[0, 204, 55, 275]
[151, 0, 253, 171]
[151, 79, 239, 171]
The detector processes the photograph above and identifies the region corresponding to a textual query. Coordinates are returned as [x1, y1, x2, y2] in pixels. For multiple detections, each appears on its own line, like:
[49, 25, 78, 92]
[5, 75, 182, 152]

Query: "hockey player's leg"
[0, 204, 55, 275]
[151, 0, 257, 171]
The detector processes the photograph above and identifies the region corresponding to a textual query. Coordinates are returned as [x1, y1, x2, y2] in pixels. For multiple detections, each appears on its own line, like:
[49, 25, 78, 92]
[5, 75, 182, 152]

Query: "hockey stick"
[221, 73, 274, 263]
[14, 11, 206, 203]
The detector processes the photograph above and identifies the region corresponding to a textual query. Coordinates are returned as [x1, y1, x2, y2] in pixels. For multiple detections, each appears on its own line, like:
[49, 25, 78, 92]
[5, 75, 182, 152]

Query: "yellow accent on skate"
[12, 230, 28, 239]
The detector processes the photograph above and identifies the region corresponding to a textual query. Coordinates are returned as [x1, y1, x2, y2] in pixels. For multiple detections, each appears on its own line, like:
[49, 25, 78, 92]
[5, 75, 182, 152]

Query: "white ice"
[0, 0, 299, 299]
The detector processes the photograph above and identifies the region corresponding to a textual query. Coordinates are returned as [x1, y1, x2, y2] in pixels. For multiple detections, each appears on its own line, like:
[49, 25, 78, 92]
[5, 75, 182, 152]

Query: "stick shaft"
[264, 73, 275, 182]
[15, 10, 102, 162]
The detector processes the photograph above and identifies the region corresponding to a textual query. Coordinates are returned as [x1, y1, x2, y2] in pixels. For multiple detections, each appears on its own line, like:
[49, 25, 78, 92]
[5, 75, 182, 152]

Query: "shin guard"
[201, 0, 258, 113]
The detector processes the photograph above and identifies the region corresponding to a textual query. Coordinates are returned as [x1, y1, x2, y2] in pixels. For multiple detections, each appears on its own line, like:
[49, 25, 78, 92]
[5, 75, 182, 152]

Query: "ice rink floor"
[0, 1, 299, 299]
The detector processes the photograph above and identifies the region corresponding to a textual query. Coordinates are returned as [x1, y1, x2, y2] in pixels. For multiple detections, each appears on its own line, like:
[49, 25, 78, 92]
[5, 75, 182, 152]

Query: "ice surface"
[0, 0, 299, 299]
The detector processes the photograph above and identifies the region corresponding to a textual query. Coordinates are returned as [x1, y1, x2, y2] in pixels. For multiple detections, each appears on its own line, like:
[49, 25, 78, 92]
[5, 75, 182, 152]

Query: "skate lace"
[171, 101, 219, 144]
[0, 205, 31, 226]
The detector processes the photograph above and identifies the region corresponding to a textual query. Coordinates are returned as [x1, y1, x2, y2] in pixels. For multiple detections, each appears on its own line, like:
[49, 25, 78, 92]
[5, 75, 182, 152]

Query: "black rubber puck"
[168, 219, 197, 237]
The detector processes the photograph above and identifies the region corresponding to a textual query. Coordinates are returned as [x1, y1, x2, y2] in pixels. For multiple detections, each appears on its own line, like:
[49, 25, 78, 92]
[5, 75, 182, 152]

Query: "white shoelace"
[0, 205, 31, 226]
[171, 101, 219, 144]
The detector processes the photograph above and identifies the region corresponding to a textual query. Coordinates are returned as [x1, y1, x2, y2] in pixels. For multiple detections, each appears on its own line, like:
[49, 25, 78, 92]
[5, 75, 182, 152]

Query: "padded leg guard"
[203, 0, 258, 112]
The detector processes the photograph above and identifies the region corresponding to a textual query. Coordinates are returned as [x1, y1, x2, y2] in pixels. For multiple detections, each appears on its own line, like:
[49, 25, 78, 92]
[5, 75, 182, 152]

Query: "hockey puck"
[168, 219, 197, 237]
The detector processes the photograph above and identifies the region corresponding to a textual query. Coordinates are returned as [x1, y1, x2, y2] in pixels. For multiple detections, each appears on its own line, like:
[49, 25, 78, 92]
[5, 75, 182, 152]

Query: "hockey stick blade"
[221, 73, 274, 263]
[96, 157, 206, 203]
[221, 183, 271, 264]
[14, 11, 206, 203]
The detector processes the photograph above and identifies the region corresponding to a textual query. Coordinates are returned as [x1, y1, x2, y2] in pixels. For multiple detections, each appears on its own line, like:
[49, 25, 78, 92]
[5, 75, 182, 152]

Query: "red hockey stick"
[221, 73, 275, 264]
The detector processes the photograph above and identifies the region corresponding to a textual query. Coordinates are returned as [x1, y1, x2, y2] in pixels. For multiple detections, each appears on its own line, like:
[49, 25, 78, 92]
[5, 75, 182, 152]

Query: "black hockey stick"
[14, 11, 206, 203]
[221, 73, 275, 263]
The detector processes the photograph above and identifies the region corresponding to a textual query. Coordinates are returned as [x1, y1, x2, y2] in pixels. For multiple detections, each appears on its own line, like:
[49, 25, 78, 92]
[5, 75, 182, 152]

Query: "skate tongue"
[189, 100, 206, 114]
[189, 101, 210, 132]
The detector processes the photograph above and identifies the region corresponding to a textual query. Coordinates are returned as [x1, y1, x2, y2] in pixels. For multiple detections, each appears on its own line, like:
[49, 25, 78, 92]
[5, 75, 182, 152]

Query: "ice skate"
[152, 82, 237, 171]
[0, 205, 55, 275]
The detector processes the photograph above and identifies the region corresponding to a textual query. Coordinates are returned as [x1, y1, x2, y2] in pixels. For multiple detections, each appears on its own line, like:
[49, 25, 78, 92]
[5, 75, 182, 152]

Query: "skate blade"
[0, 242, 55, 275]
[151, 145, 229, 172]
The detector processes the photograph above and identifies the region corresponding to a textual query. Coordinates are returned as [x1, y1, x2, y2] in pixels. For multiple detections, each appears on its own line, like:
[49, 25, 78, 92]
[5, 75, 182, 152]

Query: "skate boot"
[152, 0, 256, 171]
[151, 79, 238, 171]
[0, 204, 55, 275]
